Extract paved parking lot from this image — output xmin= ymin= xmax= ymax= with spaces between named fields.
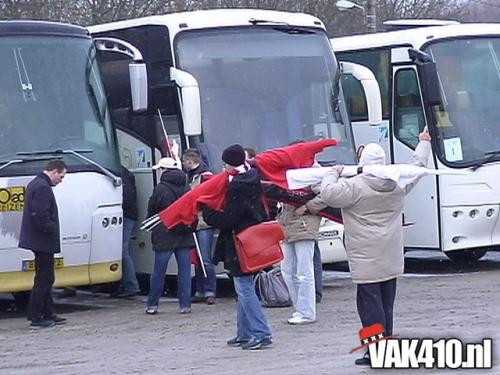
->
xmin=1 ymin=251 xmax=499 ymax=374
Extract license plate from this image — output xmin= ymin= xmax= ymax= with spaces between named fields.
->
xmin=22 ymin=257 xmax=64 ymax=271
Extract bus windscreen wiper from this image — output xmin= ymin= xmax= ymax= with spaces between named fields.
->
xmin=471 ymin=149 xmax=500 ymax=171
xmin=0 ymin=156 xmax=57 ymax=172
xmin=16 ymin=149 xmax=121 ymax=187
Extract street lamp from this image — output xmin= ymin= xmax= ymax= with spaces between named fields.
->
xmin=336 ymin=0 xmax=365 ymax=13
xmin=335 ymin=0 xmax=377 ymax=33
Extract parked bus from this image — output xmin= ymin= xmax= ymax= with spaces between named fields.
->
xmin=331 ymin=23 xmax=500 ymax=262
xmin=89 ymin=9 xmax=382 ymax=280
xmin=0 ymin=20 xmax=147 ymax=298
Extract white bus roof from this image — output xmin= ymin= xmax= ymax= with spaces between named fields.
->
xmin=331 ymin=23 xmax=500 ymax=51
xmin=89 ymin=9 xmax=326 ymax=37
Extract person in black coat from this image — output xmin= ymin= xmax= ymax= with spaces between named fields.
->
xmin=111 ymin=166 xmax=141 ymax=297
xmin=202 ymin=144 xmax=273 ymax=350
xmin=18 ymin=160 xmax=67 ymax=329
xmin=145 ymin=157 xmax=195 ymax=315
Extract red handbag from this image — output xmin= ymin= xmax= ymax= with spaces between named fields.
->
xmin=234 ymin=220 xmax=285 ymax=273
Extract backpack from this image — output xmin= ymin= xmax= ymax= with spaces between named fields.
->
xmin=255 ymin=267 xmax=292 ymax=308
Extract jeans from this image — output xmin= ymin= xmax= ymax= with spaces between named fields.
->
xmin=233 ymin=275 xmax=272 ymax=341
xmin=121 ymin=217 xmax=140 ymax=293
xmin=147 ymin=248 xmax=192 ymax=309
xmin=28 ymin=252 xmax=55 ymax=321
xmin=281 ymin=240 xmax=316 ymax=320
xmin=356 ymin=278 xmax=397 ymax=335
xmin=194 ymin=228 xmax=216 ymax=297
xmin=313 ymin=241 xmax=323 ymax=302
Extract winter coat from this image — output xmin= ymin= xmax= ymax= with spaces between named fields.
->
xmin=18 ymin=172 xmax=60 ymax=253
xmin=320 ymin=140 xmax=431 ymax=284
xmin=187 ymin=163 xmax=213 ymax=230
xmin=202 ymin=168 xmax=267 ymax=277
xmin=147 ymin=169 xmax=195 ymax=251
xmin=277 ymin=186 xmax=326 ymax=243
xmin=121 ymin=167 xmax=138 ymax=221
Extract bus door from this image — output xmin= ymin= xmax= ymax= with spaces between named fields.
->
xmin=391 ymin=63 xmax=440 ymax=250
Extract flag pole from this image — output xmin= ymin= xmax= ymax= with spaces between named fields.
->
xmin=192 ymin=233 xmax=207 ymax=278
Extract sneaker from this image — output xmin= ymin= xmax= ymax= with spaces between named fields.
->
xmin=30 ymin=319 xmax=55 ymax=330
xmin=191 ymin=295 xmax=206 ymax=303
xmin=145 ymin=307 xmax=157 ymax=315
xmin=47 ymin=316 xmax=67 ymax=325
xmin=227 ymin=337 xmax=250 ymax=347
xmin=206 ymin=296 xmax=216 ymax=305
xmin=179 ymin=308 xmax=191 ymax=314
xmin=241 ymin=337 xmax=273 ymax=350
xmin=355 ymin=352 xmax=371 ymax=366
xmin=287 ymin=316 xmax=316 ymax=325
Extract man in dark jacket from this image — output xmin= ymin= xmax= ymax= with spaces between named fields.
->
xmin=19 ymin=160 xmax=67 ymax=329
xmin=111 ymin=166 xmax=141 ymax=298
xmin=145 ymin=157 xmax=195 ymax=315
xmin=202 ymin=144 xmax=272 ymax=350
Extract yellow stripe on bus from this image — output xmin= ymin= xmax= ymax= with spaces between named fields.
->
xmin=0 ymin=261 xmax=122 ymax=293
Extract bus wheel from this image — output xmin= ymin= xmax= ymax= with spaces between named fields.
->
xmin=12 ymin=292 xmax=30 ymax=310
xmin=445 ymin=249 xmax=487 ymax=263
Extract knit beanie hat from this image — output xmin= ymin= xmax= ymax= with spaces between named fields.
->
xmin=222 ymin=144 xmax=246 ymax=167
xmin=359 ymin=143 xmax=386 ymax=166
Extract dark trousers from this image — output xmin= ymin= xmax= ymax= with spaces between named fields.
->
xmin=28 ymin=252 xmax=55 ymax=321
xmin=313 ymin=242 xmax=322 ymax=302
xmin=356 ymin=278 xmax=397 ymax=335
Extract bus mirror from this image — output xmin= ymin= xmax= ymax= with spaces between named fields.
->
xmin=170 ymin=67 xmax=202 ymax=136
xmin=340 ymin=62 xmax=382 ymax=126
xmin=418 ymin=61 xmax=442 ymax=107
xmin=408 ymin=49 xmax=442 ymax=107
xmin=129 ymin=62 xmax=148 ymax=112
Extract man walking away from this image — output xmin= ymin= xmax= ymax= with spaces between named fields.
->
xmin=19 ymin=160 xmax=67 ymax=329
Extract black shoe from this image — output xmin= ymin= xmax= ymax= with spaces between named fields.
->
xmin=111 ymin=290 xmax=138 ymax=299
xmin=355 ymin=352 xmax=371 ymax=366
xmin=30 ymin=319 xmax=55 ymax=330
xmin=226 ymin=337 xmax=249 ymax=347
xmin=206 ymin=296 xmax=216 ymax=305
xmin=241 ymin=337 xmax=273 ymax=350
xmin=191 ymin=295 xmax=206 ymax=303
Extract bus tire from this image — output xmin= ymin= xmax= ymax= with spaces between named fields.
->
xmin=12 ymin=292 xmax=30 ymax=310
xmin=445 ymin=249 xmax=487 ymax=263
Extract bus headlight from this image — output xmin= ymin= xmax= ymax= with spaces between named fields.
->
xmin=486 ymin=209 xmax=494 ymax=217
xmin=102 ymin=217 xmax=110 ymax=228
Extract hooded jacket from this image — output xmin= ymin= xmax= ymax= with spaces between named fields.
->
xmin=320 ymin=140 xmax=431 ymax=283
xmin=202 ymin=168 xmax=267 ymax=276
xmin=187 ymin=162 xmax=213 ymax=230
xmin=147 ymin=169 xmax=195 ymax=251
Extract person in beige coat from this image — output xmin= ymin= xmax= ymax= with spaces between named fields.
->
xmin=321 ymin=129 xmax=431 ymax=365
xmin=278 ymin=185 xmax=326 ymax=325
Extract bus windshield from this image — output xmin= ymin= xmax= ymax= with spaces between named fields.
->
xmin=175 ymin=27 xmax=355 ymax=170
xmin=0 ymin=35 xmax=119 ymax=176
xmin=426 ymin=37 xmax=500 ymax=166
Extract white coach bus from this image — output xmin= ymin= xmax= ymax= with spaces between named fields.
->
xmin=332 ymin=23 xmax=500 ymax=262
xmin=0 ymin=20 xmax=147 ymax=298
xmin=89 ymin=9 xmax=382 ymax=279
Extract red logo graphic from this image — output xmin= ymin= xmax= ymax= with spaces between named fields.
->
xmin=350 ymin=323 xmax=397 ymax=353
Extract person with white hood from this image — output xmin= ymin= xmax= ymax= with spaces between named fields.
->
xmin=320 ymin=128 xmax=432 ymax=366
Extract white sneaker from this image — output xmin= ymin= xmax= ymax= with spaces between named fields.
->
xmin=287 ymin=315 xmax=316 ymax=325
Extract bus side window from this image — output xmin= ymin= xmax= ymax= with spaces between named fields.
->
xmin=393 ymin=68 xmax=425 ymax=149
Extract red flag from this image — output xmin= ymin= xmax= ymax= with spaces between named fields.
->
xmin=255 ymin=139 xmax=337 ymax=189
xmin=157 ymin=139 xmax=338 ymax=229
xmin=159 ymin=172 xmax=230 ymax=229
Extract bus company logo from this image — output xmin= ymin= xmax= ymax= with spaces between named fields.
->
xmin=0 ymin=186 xmax=25 ymax=212
xmin=352 ymin=324 xmax=493 ymax=369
